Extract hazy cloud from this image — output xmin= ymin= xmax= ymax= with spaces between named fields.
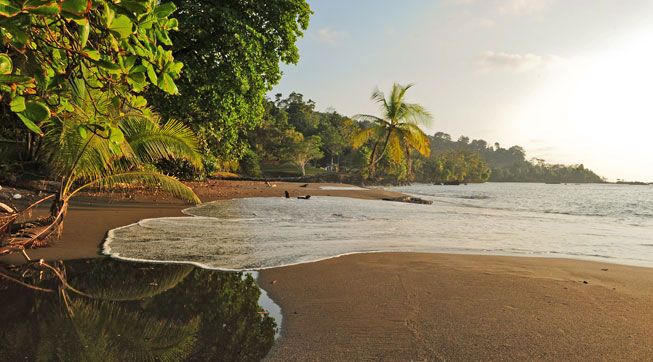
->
xmin=478 ymin=51 xmax=566 ymax=72
xmin=498 ymin=0 xmax=554 ymax=15
xmin=448 ymin=0 xmax=554 ymax=16
xmin=314 ymin=27 xmax=348 ymax=45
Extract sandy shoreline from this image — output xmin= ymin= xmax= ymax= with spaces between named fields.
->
xmin=0 ymin=180 xmax=404 ymax=264
xmin=2 ymin=180 xmax=653 ymax=360
xmin=260 ymin=252 xmax=653 ymax=360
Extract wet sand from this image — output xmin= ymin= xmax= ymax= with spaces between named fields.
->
xmin=0 ymin=180 xmax=404 ymax=264
xmin=259 ymin=252 xmax=653 ymax=361
xmin=2 ymin=180 xmax=653 ymax=360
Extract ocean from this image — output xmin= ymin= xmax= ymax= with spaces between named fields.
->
xmin=104 ymin=183 xmax=653 ymax=270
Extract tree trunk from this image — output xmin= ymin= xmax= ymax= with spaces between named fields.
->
xmin=370 ymin=129 xmax=394 ymax=178
xmin=300 ymin=163 xmax=306 ymax=176
xmin=406 ymin=145 xmax=413 ymax=181
xmin=368 ymin=140 xmax=380 ymax=178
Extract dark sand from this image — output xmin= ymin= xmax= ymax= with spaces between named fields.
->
xmin=259 ymin=253 xmax=653 ymax=361
xmin=3 ymin=180 xmax=653 ymax=360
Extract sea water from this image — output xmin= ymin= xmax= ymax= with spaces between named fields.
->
xmin=104 ymin=183 xmax=653 ymax=270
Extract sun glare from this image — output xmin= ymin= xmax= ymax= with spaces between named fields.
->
xmin=512 ymin=30 xmax=653 ymax=180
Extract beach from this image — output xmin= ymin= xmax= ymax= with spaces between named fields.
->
xmin=260 ymin=252 xmax=653 ymax=361
xmin=2 ymin=181 xmax=653 ymax=360
xmin=0 ymin=180 xmax=404 ymax=264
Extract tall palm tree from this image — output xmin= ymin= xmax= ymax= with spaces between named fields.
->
xmin=18 ymin=82 xmax=202 ymax=248
xmin=352 ymin=83 xmax=432 ymax=179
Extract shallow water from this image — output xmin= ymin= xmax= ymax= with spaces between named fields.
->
xmin=105 ymin=183 xmax=653 ymax=269
xmin=0 ymin=258 xmax=277 ymax=361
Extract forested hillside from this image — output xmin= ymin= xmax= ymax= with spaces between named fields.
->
xmin=247 ymin=93 xmax=605 ymax=184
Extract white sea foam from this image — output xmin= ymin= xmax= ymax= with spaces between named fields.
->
xmin=104 ymin=183 xmax=653 ymax=270
xmin=318 ymin=185 xmax=369 ymax=191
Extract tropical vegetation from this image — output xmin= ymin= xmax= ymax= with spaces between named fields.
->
xmin=351 ymin=83 xmax=432 ymax=180
xmin=148 ymin=0 xmax=312 ymax=172
xmin=245 ymin=90 xmax=603 ymax=184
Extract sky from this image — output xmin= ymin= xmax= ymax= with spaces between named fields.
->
xmin=272 ymin=0 xmax=653 ymax=181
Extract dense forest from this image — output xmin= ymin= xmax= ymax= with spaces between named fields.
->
xmin=246 ymin=92 xmax=604 ymax=184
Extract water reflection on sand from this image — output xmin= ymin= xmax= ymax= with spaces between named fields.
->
xmin=0 ymin=258 xmax=276 ymax=361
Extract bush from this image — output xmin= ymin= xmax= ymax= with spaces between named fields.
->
xmin=239 ymin=149 xmax=262 ymax=177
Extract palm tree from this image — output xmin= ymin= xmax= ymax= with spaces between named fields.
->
xmin=352 ymin=83 xmax=432 ymax=179
xmin=17 ymin=83 xmax=202 ymax=248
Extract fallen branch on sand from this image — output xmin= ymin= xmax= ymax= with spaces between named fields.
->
xmin=0 ymin=194 xmax=57 ymax=256
xmin=381 ymin=196 xmax=433 ymax=205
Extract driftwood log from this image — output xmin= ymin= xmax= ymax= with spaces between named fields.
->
xmin=382 ymin=196 xmax=433 ymax=205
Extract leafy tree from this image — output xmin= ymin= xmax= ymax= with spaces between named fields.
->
xmin=415 ymin=131 xmax=604 ymax=183
xmin=248 ymin=96 xmax=293 ymax=162
xmin=281 ymin=92 xmax=319 ymax=135
xmin=420 ymin=150 xmax=491 ymax=183
xmin=148 ymin=0 xmax=312 ymax=172
xmin=248 ymin=93 xmax=360 ymax=176
xmin=316 ymin=111 xmax=358 ymax=171
xmin=283 ymin=133 xmax=323 ymax=176
xmin=0 ymin=0 xmax=183 ymax=147
xmin=352 ymin=83 xmax=432 ymax=179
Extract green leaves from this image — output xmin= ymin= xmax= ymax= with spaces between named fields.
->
xmin=154 ymin=2 xmax=176 ymax=19
xmin=17 ymin=113 xmax=43 ymax=135
xmin=109 ymin=126 xmax=125 ymax=144
xmin=83 ymin=49 xmax=101 ymax=61
xmin=108 ymin=14 xmax=133 ymax=38
xmin=0 ymin=0 xmax=21 ymax=17
xmin=79 ymin=22 xmax=90 ymax=47
xmin=1 ymin=0 xmax=183 ymax=137
xmin=61 ymin=0 xmax=89 ymax=16
xmin=9 ymin=95 xmax=24 ymax=112
xmin=23 ymin=100 xmax=51 ymax=122
xmin=0 ymin=74 xmax=32 ymax=83
xmin=157 ymin=73 xmax=177 ymax=94
xmin=13 ymin=100 xmax=50 ymax=135
xmin=119 ymin=0 xmax=150 ymax=14
xmin=0 ymin=54 xmax=12 ymax=74
xmin=23 ymin=0 xmax=60 ymax=15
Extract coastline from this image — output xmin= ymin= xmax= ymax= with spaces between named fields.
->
xmin=2 ymin=180 xmax=653 ymax=359
xmin=0 ymin=180 xmax=405 ymax=264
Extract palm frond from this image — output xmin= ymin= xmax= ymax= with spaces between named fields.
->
xmin=371 ymin=87 xmax=389 ymax=114
xmin=71 ymin=171 xmax=200 ymax=204
xmin=351 ymin=114 xmax=386 ymax=125
xmin=386 ymin=133 xmax=405 ymax=164
xmin=397 ymin=103 xmax=433 ymax=127
xmin=398 ymin=123 xmax=431 ymax=157
xmin=392 ymin=83 xmax=414 ymax=105
xmin=121 ymin=117 xmax=203 ymax=170
xmin=351 ymin=128 xmax=376 ymax=149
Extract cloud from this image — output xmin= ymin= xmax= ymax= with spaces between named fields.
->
xmin=448 ymin=0 xmax=554 ymax=16
xmin=477 ymin=51 xmax=566 ymax=72
xmin=498 ymin=0 xmax=554 ymax=15
xmin=314 ymin=27 xmax=348 ymax=45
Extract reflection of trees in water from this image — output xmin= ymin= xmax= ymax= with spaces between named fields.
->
xmin=0 ymin=258 xmax=276 ymax=361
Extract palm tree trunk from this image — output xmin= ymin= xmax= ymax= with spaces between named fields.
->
xmin=406 ymin=145 xmax=413 ymax=180
xmin=368 ymin=140 xmax=380 ymax=178
xmin=371 ymin=128 xmax=394 ymax=173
